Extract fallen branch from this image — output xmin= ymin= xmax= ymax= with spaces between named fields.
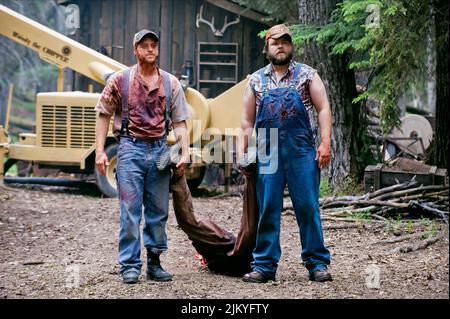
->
xmin=211 ymin=190 xmax=243 ymax=199
xmin=409 ymin=201 xmax=449 ymax=223
xmin=22 ymin=261 xmax=45 ymax=266
xmin=388 ymin=231 xmax=445 ymax=254
xmin=424 ymin=190 xmax=449 ymax=197
xmin=390 ymin=193 xmax=428 ymax=203
xmin=367 ymin=231 xmax=429 ymax=246
xmin=371 ymin=214 xmax=388 ymax=221
xmin=367 ymin=180 xmax=418 ymax=199
xmin=371 ymin=185 xmax=448 ymax=201
xmin=323 ymin=206 xmax=381 ymax=218
xmin=321 ymin=206 xmax=356 ymax=214
xmin=320 ymin=194 xmax=367 ymax=206
xmin=321 ymin=216 xmax=385 ymax=223
xmin=323 ymin=199 xmax=408 ymax=209
xmin=323 ymin=224 xmax=361 ymax=230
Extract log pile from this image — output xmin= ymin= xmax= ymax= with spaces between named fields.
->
xmin=284 ymin=180 xmax=449 ymax=223
xmin=282 ymin=178 xmax=448 ymax=254
xmin=319 ymin=180 xmax=448 ymax=223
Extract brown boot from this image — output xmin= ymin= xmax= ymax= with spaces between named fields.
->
xmin=309 ymin=269 xmax=332 ymax=282
xmin=242 ymin=271 xmax=275 ymax=283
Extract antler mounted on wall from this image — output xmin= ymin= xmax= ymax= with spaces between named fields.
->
xmin=196 ymin=5 xmax=240 ymax=37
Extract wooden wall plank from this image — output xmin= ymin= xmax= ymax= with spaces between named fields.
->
xmin=72 ymin=0 xmax=268 ymax=95
xmin=159 ymin=0 xmax=173 ymax=71
xmin=89 ymin=0 xmax=100 ymax=52
xmin=87 ymin=0 xmax=104 ymax=92
xmin=171 ymin=0 xmax=186 ymax=74
xmin=99 ymin=0 xmax=113 ymax=56
xmin=136 ymin=0 xmax=151 ymax=30
xmin=123 ymin=0 xmax=137 ymax=66
xmin=184 ymin=0 xmax=197 ymax=69
xmin=241 ymin=17 xmax=250 ymax=80
xmin=111 ymin=0 xmax=125 ymax=62
xmin=149 ymin=0 xmax=161 ymax=35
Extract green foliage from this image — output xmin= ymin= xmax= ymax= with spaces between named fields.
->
xmin=406 ymin=219 xmax=414 ymax=233
xmin=319 ymin=180 xmax=332 ymax=197
xmin=6 ymin=164 xmax=17 ymax=176
xmin=385 ymin=215 xmax=403 ymax=234
xmin=291 ymin=0 xmax=434 ymax=134
xmin=0 ymin=0 xmax=62 ymax=133
xmin=236 ymin=0 xmax=299 ymax=24
xmin=421 ymin=217 xmax=439 ymax=238
xmin=351 ymin=210 xmax=372 ymax=219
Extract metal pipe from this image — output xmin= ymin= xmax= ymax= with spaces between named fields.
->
xmin=4 ymin=176 xmax=94 ymax=188
xmin=5 ymin=83 xmax=13 ymax=132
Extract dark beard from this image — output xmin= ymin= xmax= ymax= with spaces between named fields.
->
xmin=267 ymin=50 xmax=293 ymax=65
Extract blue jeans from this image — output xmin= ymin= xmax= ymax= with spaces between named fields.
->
xmin=252 ymin=130 xmax=331 ymax=278
xmin=116 ymin=136 xmax=170 ymax=274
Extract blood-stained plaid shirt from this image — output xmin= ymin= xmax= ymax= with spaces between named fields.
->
xmin=247 ymin=60 xmax=319 ymax=143
xmin=96 ymin=65 xmax=189 ymax=139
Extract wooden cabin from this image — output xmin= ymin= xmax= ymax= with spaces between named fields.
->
xmin=58 ymin=0 xmax=272 ymax=97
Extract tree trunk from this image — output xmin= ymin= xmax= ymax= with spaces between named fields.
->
xmin=297 ymin=0 xmax=360 ymax=189
xmin=432 ymin=0 xmax=449 ymax=171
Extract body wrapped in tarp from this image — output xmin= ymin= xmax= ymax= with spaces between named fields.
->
xmin=170 ymin=172 xmax=258 ymax=276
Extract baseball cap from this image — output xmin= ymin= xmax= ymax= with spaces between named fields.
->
xmin=265 ymin=24 xmax=292 ymax=42
xmin=133 ymin=29 xmax=159 ymax=46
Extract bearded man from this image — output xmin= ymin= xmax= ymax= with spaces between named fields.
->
xmin=95 ymin=30 xmax=189 ymax=284
xmin=238 ymin=24 xmax=333 ymax=283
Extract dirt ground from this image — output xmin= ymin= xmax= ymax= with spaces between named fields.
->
xmin=0 ymin=182 xmax=448 ymax=299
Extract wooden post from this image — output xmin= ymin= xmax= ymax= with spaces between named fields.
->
xmin=374 ymin=163 xmax=383 ymax=191
xmin=429 ymin=166 xmax=437 ymax=185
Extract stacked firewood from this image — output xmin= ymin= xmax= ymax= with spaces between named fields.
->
xmin=318 ymin=180 xmax=448 ymax=223
xmin=283 ymin=179 xmax=449 ymax=223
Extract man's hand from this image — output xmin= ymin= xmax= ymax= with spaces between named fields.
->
xmin=239 ymin=165 xmax=254 ymax=177
xmin=172 ymin=121 xmax=189 ymax=177
xmin=315 ymin=140 xmax=331 ymax=169
xmin=174 ymin=153 xmax=189 ymax=177
xmin=237 ymin=153 xmax=255 ymax=177
xmin=95 ymin=151 xmax=109 ymax=175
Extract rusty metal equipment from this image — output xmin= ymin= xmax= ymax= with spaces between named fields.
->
xmin=0 ymin=4 xmax=248 ymax=196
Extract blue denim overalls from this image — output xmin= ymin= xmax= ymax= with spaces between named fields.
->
xmin=252 ymin=63 xmax=331 ymax=278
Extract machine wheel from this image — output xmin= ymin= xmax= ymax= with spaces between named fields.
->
xmin=95 ymin=143 xmax=118 ymax=198
xmin=4 ymin=158 xmax=17 ymax=174
xmin=4 ymin=159 xmax=33 ymax=176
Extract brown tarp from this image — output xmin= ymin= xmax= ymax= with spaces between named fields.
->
xmin=170 ymin=171 xmax=258 ymax=276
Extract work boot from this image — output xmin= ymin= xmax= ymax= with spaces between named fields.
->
xmin=146 ymin=251 xmax=173 ymax=282
xmin=242 ymin=271 xmax=275 ymax=283
xmin=309 ymin=269 xmax=333 ymax=282
xmin=122 ymin=269 xmax=140 ymax=284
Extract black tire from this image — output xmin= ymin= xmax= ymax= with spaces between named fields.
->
xmin=4 ymin=158 xmax=17 ymax=174
xmin=95 ymin=143 xmax=118 ymax=198
xmin=4 ymin=159 xmax=33 ymax=176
